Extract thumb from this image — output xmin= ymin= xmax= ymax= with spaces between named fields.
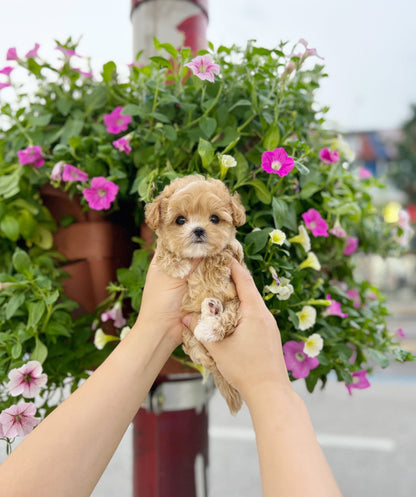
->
xmin=182 ymin=313 xmax=199 ymax=331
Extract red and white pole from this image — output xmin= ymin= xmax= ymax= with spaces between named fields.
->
xmin=130 ymin=4 xmax=211 ymax=496
xmin=131 ymin=0 xmax=208 ymax=59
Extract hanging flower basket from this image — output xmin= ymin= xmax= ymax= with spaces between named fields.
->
xmin=0 ymin=37 xmax=413 ymax=449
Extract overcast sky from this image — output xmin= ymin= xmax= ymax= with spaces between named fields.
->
xmin=0 ymin=0 xmax=415 ymax=132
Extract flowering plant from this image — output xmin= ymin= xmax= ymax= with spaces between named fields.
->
xmin=0 ymin=38 xmax=413 ymax=451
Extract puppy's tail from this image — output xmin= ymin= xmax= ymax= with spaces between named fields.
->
xmin=182 ymin=326 xmax=243 ymax=415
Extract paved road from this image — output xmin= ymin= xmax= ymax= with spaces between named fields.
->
xmin=90 ymin=311 xmax=416 ymax=497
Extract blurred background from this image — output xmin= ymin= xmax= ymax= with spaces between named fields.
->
xmin=1 ymin=1 xmax=415 ymax=495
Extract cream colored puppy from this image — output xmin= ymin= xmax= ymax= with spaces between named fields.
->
xmin=145 ymin=174 xmax=246 ymax=414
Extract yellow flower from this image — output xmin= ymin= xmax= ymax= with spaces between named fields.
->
xmin=298 ymin=251 xmax=321 ymax=271
xmin=264 ymin=277 xmax=294 ymax=301
xmin=269 ymin=229 xmax=286 ymax=245
xmin=296 ymin=306 xmax=317 ymax=331
xmin=289 ymin=225 xmax=311 ymax=252
xmin=303 ymin=333 xmax=324 ymax=357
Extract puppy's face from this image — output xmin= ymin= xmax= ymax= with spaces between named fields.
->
xmin=146 ymin=176 xmax=245 ymax=259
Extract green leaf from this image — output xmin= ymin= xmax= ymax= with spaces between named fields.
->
xmin=247 ymin=180 xmax=272 ymax=204
xmin=56 ymin=96 xmax=73 ymax=116
xmin=102 ymin=61 xmax=117 ymax=84
xmin=12 ymin=250 xmax=31 ymax=273
xmin=11 ymin=343 xmax=22 ymax=360
xmin=197 ymin=138 xmax=215 ymax=169
xmin=199 ymin=116 xmax=217 ymax=139
xmin=263 ymin=123 xmax=280 ymax=150
xmin=5 ymin=292 xmax=26 ymax=320
xmin=122 ymin=104 xmax=143 ymax=116
xmin=228 ymin=99 xmax=252 ymax=112
xmin=84 ymin=86 xmax=108 ymax=112
xmin=163 ymin=125 xmax=177 ymax=142
xmin=294 ymin=161 xmax=310 ymax=175
xmin=300 ymin=182 xmax=321 ymax=199
xmin=272 ymin=198 xmax=288 ymax=228
xmin=149 ymin=56 xmax=172 ymax=69
xmin=0 ymin=166 xmax=22 ymax=198
xmin=18 ymin=210 xmax=37 ymax=239
xmin=33 ymin=226 xmax=53 ymax=249
xmin=244 ymin=229 xmax=270 ymax=254
xmin=368 ymin=348 xmax=390 ymax=368
xmin=31 ymin=337 xmax=48 ymax=364
xmin=60 ymin=118 xmax=84 ymax=145
xmin=1 ymin=215 xmax=20 ymax=241
xmin=27 ymin=301 xmax=45 ymax=329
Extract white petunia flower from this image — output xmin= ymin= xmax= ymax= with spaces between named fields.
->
xmin=296 ymin=306 xmax=317 ymax=331
xmin=269 ymin=229 xmax=286 ymax=246
xmin=298 ymin=251 xmax=321 ymax=271
xmin=94 ymin=328 xmax=109 ymax=350
xmin=303 ymin=333 xmax=324 ymax=357
xmin=289 ymin=225 xmax=311 ymax=252
xmin=219 ymin=154 xmax=237 ymax=168
xmin=120 ymin=326 xmax=131 ymax=340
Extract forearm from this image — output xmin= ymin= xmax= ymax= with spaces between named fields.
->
xmin=0 ymin=321 xmax=176 ymax=497
xmin=245 ymin=385 xmax=343 ymax=497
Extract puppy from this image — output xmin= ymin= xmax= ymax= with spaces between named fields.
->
xmin=145 ymin=174 xmax=246 ymax=414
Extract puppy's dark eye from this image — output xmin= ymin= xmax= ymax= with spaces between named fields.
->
xmin=175 ymin=216 xmax=187 ymax=225
xmin=210 ymin=215 xmax=220 ymax=224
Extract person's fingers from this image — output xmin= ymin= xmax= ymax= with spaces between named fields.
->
xmin=230 ymin=259 xmax=264 ymax=306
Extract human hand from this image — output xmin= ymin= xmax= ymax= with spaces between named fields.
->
xmin=183 ymin=259 xmax=292 ymax=403
xmin=135 ymin=258 xmax=197 ymax=347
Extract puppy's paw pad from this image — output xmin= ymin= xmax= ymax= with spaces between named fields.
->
xmin=202 ymin=297 xmax=223 ymax=316
xmin=194 ymin=320 xmax=221 ymax=342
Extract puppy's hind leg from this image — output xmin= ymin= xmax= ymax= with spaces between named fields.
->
xmin=194 ymin=298 xmax=224 ymax=342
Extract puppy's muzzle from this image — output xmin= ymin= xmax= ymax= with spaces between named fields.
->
xmin=192 ymin=227 xmax=207 ymax=243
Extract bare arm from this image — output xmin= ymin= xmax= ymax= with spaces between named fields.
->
xmin=0 ymin=260 xmax=187 ymax=497
xmin=184 ymin=260 xmax=343 ymax=497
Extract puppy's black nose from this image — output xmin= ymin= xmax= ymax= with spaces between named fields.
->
xmin=193 ymin=227 xmax=206 ymax=238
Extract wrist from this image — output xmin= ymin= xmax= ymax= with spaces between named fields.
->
xmin=243 ymin=380 xmax=300 ymax=415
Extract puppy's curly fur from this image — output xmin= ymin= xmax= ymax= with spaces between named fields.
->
xmin=145 ymin=175 xmax=246 ymax=414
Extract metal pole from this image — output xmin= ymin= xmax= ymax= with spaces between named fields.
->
xmin=131 ymin=0 xmax=208 ymax=60
xmin=130 ymin=2 xmax=210 ymax=484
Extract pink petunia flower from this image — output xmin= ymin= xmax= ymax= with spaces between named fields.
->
xmin=325 ymin=294 xmax=348 ymax=318
xmin=17 ymin=145 xmax=45 ymax=168
xmin=346 ymin=288 xmax=361 ymax=309
xmin=283 ymin=340 xmax=319 ymax=379
xmin=358 ymin=167 xmax=372 ymax=179
xmin=0 ymin=66 xmax=13 ymax=76
xmin=329 ymin=221 xmax=347 ymax=238
xmin=113 ymin=136 xmax=132 ymax=155
xmin=302 ymin=208 xmax=329 ymax=237
xmin=185 ymin=54 xmax=220 ymax=83
xmin=0 ymin=82 xmax=11 ymax=91
xmin=345 ymin=370 xmax=370 ymax=395
xmin=298 ymin=39 xmax=325 ymax=60
xmin=7 ymin=360 xmax=48 ymax=398
xmin=62 ymin=164 xmax=89 ymax=182
xmin=319 ymin=147 xmax=339 ymax=164
xmin=101 ymin=301 xmax=126 ymax=328
xmin=344 ymin=236 xmax=358 ymax=256
xmin=82 ymin=177 xmax=119 ymax=211
xmin=0 ymin=402 xmax=41 ymax=438
xmin=103 ymin=106 xmax=132 ymax=134
xmin=395 ymin=328 xmax=406 ymax=338
xmin=261 ymin=147 xmax=295 ymax=177
xmin=6 ymin=47 xmax=19 ymax=61
xmin=25 ymin=43 xmax=40 ymax=59
xmin=55 ymin=45 xmax=80 ymax=58
xmin=50 ymin=161 xmax=65 ymax=181
xmin=73 ymin=68 xmax=94 ymax=78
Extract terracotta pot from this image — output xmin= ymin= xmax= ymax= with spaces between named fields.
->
xmin=40 ymin=185 xmax=133 ymax=314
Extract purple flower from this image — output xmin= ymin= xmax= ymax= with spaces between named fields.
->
xmin=113 ymin=136 xmax=132 ymax=155
xmin=319 ymin=147 xmax=339 ymax=164
xmin=55 ymin=45 xmax=80 ymax=58
xmin=17 ymin=145 xmax=45 ymax=168
xmin=82 ymin=177 xmax=119 ymax=211
xmin=6 ymin=47 xmax=19 ymax=61
xmin=282 ymin=340 xmax=319 ymax=379
xmin=358 ymin=167 xmax=372 ymax=179
xmin=344 ymin=236 xmax=358 ymax=256
xmin=0 ymin=402 xmax=41 ymax=438
xmin=103 ymin=107 xmax=132 ymax=134
xmin=25 ymin=43 xmax=40 ymax=59
xmin=101 ymin=302 xmax=126 ymax=328
xmin=302 ymin=208 xmax=329 ymax=237
xmin=395 ymin=328 xmax=406 ymax=338
xmin=50 ymin=161 xmax=65 ymax=181
xmin=346 ymin=370 xmax=370 ymax=395
xmin=0 ymin=82 xmax=11 ymax=91
xmin=261 ymin=147 xmax=295 ymax=177
xmin=185 ymin=55 xmax=220 ymax=83
xmin=0 ymin=66 xmax=13 ymax=76
xmin=62 ymin=164 xmax=89 ymax=182
xmin=329 ymin=221 xmax=347 ymax=238
xmin=7 ymin=361 xmax=47 ymax=398
xmin=73 ymin=68 xmax=94 ymax=78
xmin=325 ymin=294 xmax=348 ymax=318
xmin=298 ymin=39 xmax=325 ymax=60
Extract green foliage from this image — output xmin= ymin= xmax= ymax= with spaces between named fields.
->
xmin=0 ymin=38 xmax=412 ymax=437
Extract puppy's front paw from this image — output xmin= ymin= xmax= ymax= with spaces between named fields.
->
xmin=194 ymin=318 xmax=221 ymax=343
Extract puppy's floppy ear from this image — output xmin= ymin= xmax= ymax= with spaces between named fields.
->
xmin=145 ymin=195 xmax=163 ymax=231
xmin=230 ymin=192 xmax=246 ymax=227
